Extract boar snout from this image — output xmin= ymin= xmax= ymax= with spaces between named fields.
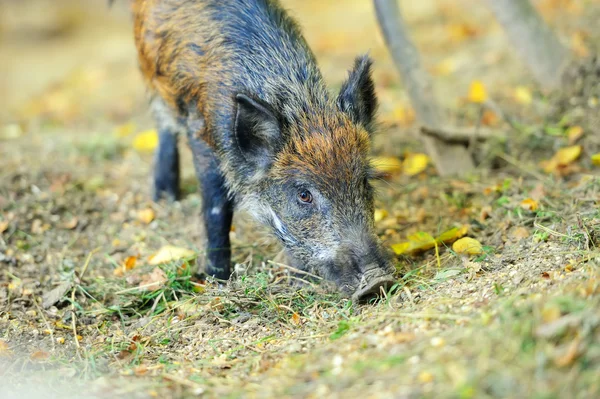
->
xmin=351 ymin=263 xmax=397 ymax=302
xmin=332 ymin=237 xmax=396 ymax=302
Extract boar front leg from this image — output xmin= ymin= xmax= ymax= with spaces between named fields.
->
xmin=187 ymin=129 xmax=234 ymax=281
xmin=151 ymin=99 xmax=181 ymax=201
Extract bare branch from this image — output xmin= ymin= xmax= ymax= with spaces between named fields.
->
xmin=373 ymin=0 xmax=474 ymax=175
xmin=420 ymin=126 xmax=507 ymax=144
xmin=484 ymin=0 xmax=571 ymax=90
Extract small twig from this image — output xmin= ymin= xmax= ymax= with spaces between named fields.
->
xmin=70 ymin=288 xmax=80 ymax=349
xmin=272 ymin=274 xmax=320 ymax=290
xmin=267 ymin=261 xmax=323 ymax=280
xmin=32 ymin=299 xmax=56 ymax=352
xmin=403 ymin=286 xmax=415 ymax=307
xmin=79 ymin=247 xmax=100 ymax=280
xmin=387 ymin=312 xmax=468 ymax=320
xmin=576 ymin=213 xmax=593 ymax=250
xmin=421 ymin=125 xmax=506 ymax=144
xmin=162 ymin=374 xmax=205 ymax=392
xmin=115 ymin=282 xmax=164 ymax=294
xmin=497 ymin=152 xmax=553 ymax=184
xmin=533 ymin=222 xmax=571 ymax=238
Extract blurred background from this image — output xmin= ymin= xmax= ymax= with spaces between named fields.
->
xmin=2 ymin=0 xmax=597 ymax=131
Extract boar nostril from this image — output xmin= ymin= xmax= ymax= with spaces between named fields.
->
xmin=351 ymin=267 xmax=396 ymax=303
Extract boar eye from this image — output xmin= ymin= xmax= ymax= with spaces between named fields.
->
xmin=297 ymin=189 xmax=313 ymax=204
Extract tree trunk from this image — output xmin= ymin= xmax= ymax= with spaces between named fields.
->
xmin=373 ymin=0 xmax=474 ymax=176
xmin=484 ymin=0 xmax=571 ymax=90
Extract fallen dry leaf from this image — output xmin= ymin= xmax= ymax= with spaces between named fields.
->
xmin=452 ymin=237 xmax=484 ymax=255
xmin=554 ymin=338 xmax=581 ymax=367
xmin=114 ymin=256 xmax=139 ymax=277
xmin=391 ymin=242 xmax=411 ymax=255
xmin=62 ymin=217 xmax=78 ymax=230
xmin=447 ymin=23 xmax=478 ymax=42
xmin=290 ymin=312 xmax=301 ymax=326
xmin=480 ymin=206 xmax=492 ymax=221
xmin=434 ymin=57 xmax=458 ymax=76
xmin=468 ymin=80 xmax=487 ymax=103
xmin=418 ymin=371 xmax=434 ymax=383
xmin=374 ymin=209 xmax=388 ymax=223
xmin=0 ymin=340 xmax=10 ymax=356
xmin=148 ymin=245 xmax=196 ymax=265
xmin=139 ymin=267 xmax=168 ymax=291
xmin=571 ymin=31 xmax=589 ymax=57
xmin=42 ymin=281 xmax=73 ymax=309
xmin=0 ymin=221 xmax=8 ymax=234
xmin=529 ymin=183 xmax=546 ymax=201
xmin=115 ymin=122 xmax=136 ymax=137
xmin=514 ymin=86 xmax=532 ymax=105
xmin=390 ymin=106 xmax=415 ymax=126
xmin=481 ymin=110 xmax=499 ymax=126
xmin=30 ymin=350 xmax=50 ymax=361
xmin=402 ymin=153 xmax=429 ymax=176
xmin=520 ymin=198 xmax=539 ymax=212
xmin=391 ymin=226 xmax=468 ymax=256
xmin=137 ymin=208 xmax=155 ymax=224
xmin=511 ymin=227 xmax=530 ymax=240
xmin=541 ymin=304 xmax=562 ymax=323
xmin=542 ymin=145 xmax=582 ymax=174
xmin=436 ymin=226 xmax=468 ymax=245
xmin=371 ymin=156 xmax=402 ymax=176
xmin=556 ymin=145 xmax=582 ymax=165
xmin=567 ymin=126 xmax=584 ymax=144
xmin=133 ymin=129 xmax=158 ymax=152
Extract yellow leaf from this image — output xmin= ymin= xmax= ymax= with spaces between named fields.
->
xmin=567 ymin=126 xmax=583 ymax=144
xmin=115 ymin=122 xmax=136 ymax=138
xmin=392 ymin=106 xmax=415 ymax=126
xmin=133 ymin=130 xmax=158 ymax=152
xmin=290 ymin=312 xmax=301 ymax=326
xmin=452 ymin=237 xmax=484 ymax=255
xmin=555 ymin=145 xmax=582 ymax=166
xmin=514 ymin=86 xmax=532 ymax=105
xmin=0 ymin=340 xmax=10 ymax=356
xmin=436 ymin=226 xmax=468 ymax=244
xmin=571 ymin=31 xmax=589 ymax=58
xmin=520 ymin=198 xmax=539 ymax=212
xmin=418 ymin=371 xmax=434 ymax=383
xmin=402 ymin=153 xmax=429 ymax=176
xmin=434 ymin=58 xmax=457 ymax=76
xmin=137 ymin=208 xmax=155 ymax=224
xmin=391 ymin=242 xmax=411 ymax=255
xmin=543 ymin=145 xmax=582 ymax=173
xmin=30 ymin=351 xmax=50 ymax=361
xmin=407 ymin=231 xmax=437 ymax=251
xmin=374 ymin=209 xmax=388 ymax=223
xmin=541 ymin=304 xmax=561 ymax=323
xmin=592 ymin=153 xmax=600 ymax=166
xmin=148 ymin=245 xmax=196 ymax=265
xmin=371 ymin=156 xmax=402 ymax=175
xmin=0 ymin=221 xmax=8 ymax=234
xmin=468 ymin=80 xmax=487 ymax=103
xmin=447 ymin=23 xmax=478 ymax=42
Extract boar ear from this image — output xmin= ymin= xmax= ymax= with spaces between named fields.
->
xmin=234 ymin=93 xmax=281 ymax=175
xmin=337 ymin=55 xmax=377 ymax=132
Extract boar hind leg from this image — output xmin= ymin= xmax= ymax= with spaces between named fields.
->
xmin=151 ymin=98 xmax=181 ymax=201
xmin=187 ymin=131 xmax=233 ymax=281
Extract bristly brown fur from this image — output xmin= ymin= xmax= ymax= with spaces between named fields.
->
xmin=132 ymin=0 xmax=394 ymax=298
